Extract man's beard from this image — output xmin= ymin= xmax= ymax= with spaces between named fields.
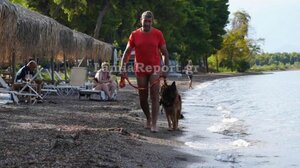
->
xmin=143 ymin=25 xmax=150 ymax=32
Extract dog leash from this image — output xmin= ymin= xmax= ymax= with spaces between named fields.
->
xmin=119 ymin=75 xmax=164 ymax=90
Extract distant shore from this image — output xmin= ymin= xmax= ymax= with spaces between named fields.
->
xmin=0 ymin=72 xmax=261 ymax=167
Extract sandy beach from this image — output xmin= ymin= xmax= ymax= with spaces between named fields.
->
xmin=0 ymin=73 xmax=254 ymax=168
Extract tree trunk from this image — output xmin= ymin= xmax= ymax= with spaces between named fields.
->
xmin=231 ymin=60 xmax=233 ymax=72
xmin=216 ymin=54 xmax=219 ymax=72
xmin=203 ymin=55 xmax=209 ymax=73
xmin=64 ymin=53 xmax=67 ymax=82
xmin=12 ymin=48 xmax=16 ymax=84
xmin=93 ymin=0 xmax=111 ymax=39
xmin=51 ymin=53 xmax=54 ymax=84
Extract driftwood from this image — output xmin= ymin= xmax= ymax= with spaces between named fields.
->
xmin=0 ymin=0 xmax=112 ymax=68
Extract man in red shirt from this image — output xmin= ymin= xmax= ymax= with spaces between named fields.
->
xmin=120 ymin=11 xmax=169 ymax=132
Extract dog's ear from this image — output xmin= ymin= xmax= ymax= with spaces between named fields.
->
xmin=171 ymin=81 xmax=177 ymax=89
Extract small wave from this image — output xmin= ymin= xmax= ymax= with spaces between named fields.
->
xmin=217 ymin=106 xmax=223 ymax=111
xmin=222 ymin=117 xmax=239 ymax=123
xmin=231 ymin=139 xmax=250 ymax=147
xmin=221 ymin=109 xmax=231 ymax=115
xmin=195 ymin=81 xmax=213 ymax=89
xmin=185 ymin=141 xmax=229 ymax=150
xmin=216 ymin=106 xmax=232 ymax=115
xmin=215 ymin=153 xmax=238 ymax=163
xmin=185 ymin=141 xmax=211 ymax=150
xmin=207 ymin=124 xmax=224 ymax=133
xmin=207 ymin=121 xmax=248 ymax=136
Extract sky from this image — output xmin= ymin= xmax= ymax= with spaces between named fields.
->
xmin=228 ymin=0 xmax=300 ymax=53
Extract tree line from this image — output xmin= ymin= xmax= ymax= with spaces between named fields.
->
xmin=10 ymin=0 xmax=229 ymax=71
xmin=210 ymin=10 xmax=300 ymax=72
xmin=12 ymin=0 xmax=298 ymax=73
xmin=251 ymin=52 xmax=300 ymax=71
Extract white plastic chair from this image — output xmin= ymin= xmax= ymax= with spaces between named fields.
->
xmin=56 ymin=67 xmax=87 ymax=96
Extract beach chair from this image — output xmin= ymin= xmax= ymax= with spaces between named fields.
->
xmin=44 ymin=69 xmax=67 ymax=84
xmin=78 ymin=88 xmax=117 ymax=101
xmin=1 ymin=80 xmax=42 ymax=105
xmin=41 ymin=84 xmax=60 ymax=98
xmin=56 ymin=67 xmax=87 ymax=96
xmin=78 ymin=76 xmax=118 ymax=101
xmin=0 ymin=75 xmax=11 ymax=89
xmin=36 ymin=69 xmax=61 ymax=98
xmin=0 ymin=76 xmax=19 ymax=104
xmin=14 ymin=68 xmax=45 ymax=104
xmin=78 ymin=89 xmax=107 ymax=100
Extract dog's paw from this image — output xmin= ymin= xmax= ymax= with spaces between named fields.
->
xmin=180 ymin=114 xmax=184 ymax=119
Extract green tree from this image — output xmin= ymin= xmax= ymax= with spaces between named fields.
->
xmin=205 ymin=0 xmax=229 ymax=72
xmin=178 ymin=0 xmax=229 ymax=72
xmin=217 ymin=10 xmax=263 ymax=72
xmin=9 ymin=0 xmax=28 ymax=7
xmin=10 ymin=0 xmax=230 ymax=69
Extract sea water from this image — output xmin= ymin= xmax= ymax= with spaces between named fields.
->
xmin=178 ymin=70 xmax=300 ymax=168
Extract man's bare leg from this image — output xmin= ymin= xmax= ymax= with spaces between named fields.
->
xmin=149 ymin=74 xmax=160 ymax=132
xmin=137 ymin=75 xmax=151 ymax=128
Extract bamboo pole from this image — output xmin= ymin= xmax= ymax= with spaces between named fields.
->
xmin=12 ymin=48 xmax=16 ymax=84
xmin=64 ymin=53 xmax=67 ymax=82
xmin=51 ymin=53 xmax=54 ymax=84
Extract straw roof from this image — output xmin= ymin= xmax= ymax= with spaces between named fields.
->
xmin=0 ymin=0 xmax=112 ymax=68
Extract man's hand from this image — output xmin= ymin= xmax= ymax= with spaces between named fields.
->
xmin=161 ymin=71 xmax=168 ymax=79
xmin=120 ymin=64 xmax=128 ymax=77
xmin=160 ymin=65 xmax=169 ymax=78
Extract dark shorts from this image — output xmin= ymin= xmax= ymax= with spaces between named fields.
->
xmin=188 ymin=74 xmax=193 ymax=80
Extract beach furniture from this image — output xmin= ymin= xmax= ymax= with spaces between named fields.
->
xmin=0 ymin=76 xmax=19 ymax=104
xmin=14 ymin=68 xmax=44 ymax=104
xmin=78 ymin=89 xmax=117 ymax=101
xmin=56 ymin=67 xmax=87 ymax=96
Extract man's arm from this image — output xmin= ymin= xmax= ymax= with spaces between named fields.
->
xmin=16 ymin=67 xmax=26 ymax=81
xmin=120 ymin=43 xmax=132 ymax=74
xmin=160 ymin=44 xmax=169 ymax=77
xmin=160 ymin=44 xmax=169 ymax=66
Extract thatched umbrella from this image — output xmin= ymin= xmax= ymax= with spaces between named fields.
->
xmin=0 ymin=0 xmax=17 ymax=68
xmin=0 ymin=0 xmax=113 ymax=70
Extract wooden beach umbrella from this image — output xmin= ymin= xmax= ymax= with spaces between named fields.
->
xmin=0 ymin=0 xmax=113 ymax=70
xmin=0 ymin=0 xmax=17 ymax=68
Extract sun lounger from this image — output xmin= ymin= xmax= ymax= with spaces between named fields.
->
xmin=78 ymin=89 xmax=117 ymax=101
xmin=41 ymin=88 xmax=60 ymax=98
xmin=0 ymin=76 xmax=20 ymax=104
xmin=56 ymin=67 xmax=87 ymax=96
xmin=78 ymin=89 xmax=107 ymax=100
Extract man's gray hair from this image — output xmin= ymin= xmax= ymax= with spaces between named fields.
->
xmin=141 ymin=11 xmax=154 ymax=20
xmin=27 ymin=60 xmax=37 ymax=67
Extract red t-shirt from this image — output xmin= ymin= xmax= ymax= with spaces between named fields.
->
xmin=128 ymin=28 xmax=166 ymax=76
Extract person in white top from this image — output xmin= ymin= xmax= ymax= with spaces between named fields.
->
xmin=93 ymin=62 xmax=117 ymax=100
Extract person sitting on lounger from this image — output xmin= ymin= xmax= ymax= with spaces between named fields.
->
xmin=14 ymin=60 xmax=43 ymax=94
xmin=93 ymin=62 xmax=117 ymax=100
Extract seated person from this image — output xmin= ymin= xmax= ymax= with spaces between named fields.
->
xmin=93 ymin=62 xmax=117 ymax=100
xmin=14 ymin=60 xmax=43 ymax=94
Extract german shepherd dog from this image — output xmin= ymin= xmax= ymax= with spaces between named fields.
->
xmin=160 ymin=81 xmax=182 ymax=130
